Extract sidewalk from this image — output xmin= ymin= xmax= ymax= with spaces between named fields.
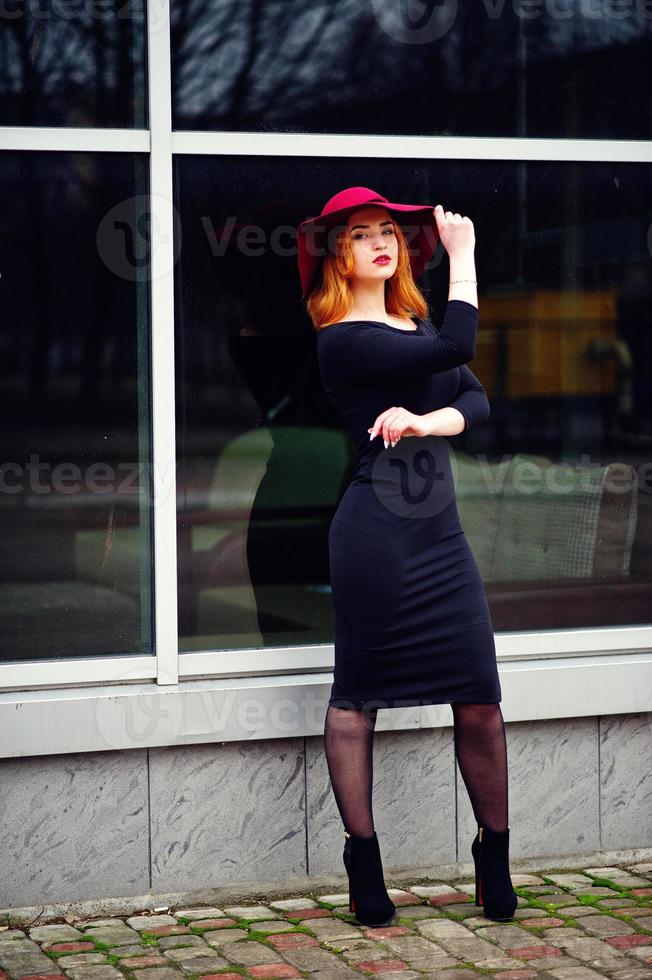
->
xmin=1 ymin=860 xmax=651 ymax=980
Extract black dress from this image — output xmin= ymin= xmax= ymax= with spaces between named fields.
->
xmin=316 ymin=299 xmax=502 ymax=710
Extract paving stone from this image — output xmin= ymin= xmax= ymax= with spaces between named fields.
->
xmin=60 ymin=969 xmax=124 ymax=980
xmin=48 ymin=954 xmax=109 ymax=967
xmin=283 ymin=908 xmax=332 ymax=921
xmin=71 ymin=929 xmax=139 ymax=947
xmin=625 ymin=945 xmax=652 ymax=963
xmin=513 ymin=907 xmax=550 ymax=919
xmin=557 ymin=906 xmax=607 ymax=918
xmin=606 ymin=935 xmax=652 ymax=949
xmin=268 ymin=898 xmax=318 ymax=911
xmin=407 ymin=885 xmax=460 ymax=899
xmin=171 ymin=908 xmax=226 ymax=920
xmin=124 ymin=917 xmax=177 ymax=931
xmin=116 ymin=954 xmax=169 ymax=969
xmin=630 ymin=888 xmax=652 ymax=897
xmin=112 ymin=946 xmax=153 ymax=958
xmin=610 ymin=968 xmax=652 ymax=979
xmin=392 ymin=906 xmax=444 ymax=921
xmin=375 ymin=934 xmax=461 ymax=968
xmin=202 ymin=928 xmax=249 ymax=946
xmin=535 ymin=927 xmax=588 ymax=944
xmin=577 ymin=915 xmax=635 ymax=938
xmin=296 ymin=917 xmax=361 ymax=942
xmin=416 ymin=919 xmax=473 ymax=939
xmin=42 ymin=943 xmax=97 ymax=954
xmin=596 ymin=897 xmax=636 ymax=908
xmin=493 ymin=971 xmax=540 ymax=980
xmin=268 ymin=933 xmax=321 ymax=950
xmin=220 ymin=905 xmax=281 ymax=921
xmin=125 ymin=970 xmax=192 ymax=980
xmin=430 ymin=972 xmax=486 ymax=980
xmin=162 ymin=947 xmax=221 ymax=962
xmin=427 ymin=892 xmax=473 ymax=907
xmin=249 ymin=920 xmax=297 ymax=933
xmin=511 ymin=875 xmax=546 ymax=886
xmin=518 ymin=916 xmax=566 ymax=928
xmin=474 ymin=924 xmax=539 ymax=948
xmin=220 ymin=940 xmax=291 ymax=966
xmin=505 ymin=943 xmax=562 ymax=960
xmin=627 ymin=863 xmax=652 ymax=875
xmin=609 ymin=966 xmax=650 ymax=980
xmin=434 ymin=903 xmax=481 ymax=917
xmin=281 ymin=946 xmax=357 ymax=972
xmin=619 ymin=907 xmax=652 ymax=918
xmin=154 ymin=935 xmax=208 ymax=950
xmin=630 ymin=915 xmax=652 ymax=929
xmin=558 ymin=936 xmax=626 ymax=963
xmin=347 ymin=959 xmax=410 ymax=976
xmin=28 ymin=928 xmax=85 ymax=944
xmin=524 ymin=885 xmax=565 ymax=895
xmin=544 ymin=874 xmax=595 ymax=888
xmin=0 ymin=945 xmax=62 ymax=977
xmin=76 ymin=922 xmax=126 ymax=931
xmin=569 ymin=887 xmax=622 ymax=897
xmin=545 ymin=968 xmax=610 ymax=979
xmin=432 ymin=933 xmax=509 ymax=961
xmin=177 ymin=955 xmax=232 ymax=974
xmin=538 ymin=895 xmax=585 ymax=907
xmin=315 ymin=893 xmax=348 ymax=905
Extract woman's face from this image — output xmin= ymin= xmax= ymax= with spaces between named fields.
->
xmin=344 ymin=206 xmax=398 ymax=287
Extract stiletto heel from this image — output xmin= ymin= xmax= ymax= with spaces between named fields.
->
xmin=343 ymin=829 xmax=395 ymax=927
xmin=472 ymin=825 xmax=517 ymax=921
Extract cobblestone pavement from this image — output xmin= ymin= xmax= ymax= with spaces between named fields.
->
xmin=2 ymin=861 xmax=652 ymax=980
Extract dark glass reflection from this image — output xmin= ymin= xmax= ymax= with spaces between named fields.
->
xmin=0 ymin=151 xmax=152 ymax=662
xmin=175 ymin=155 xmax=652 ymax=648
xmin=0 ymin=0 xmax=146 ymax=128
xmin=170 ymin=0 xmax=652 ymax=139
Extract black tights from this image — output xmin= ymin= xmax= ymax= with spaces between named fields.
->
xmin=323 ymin=701 xmax=508 ymax=839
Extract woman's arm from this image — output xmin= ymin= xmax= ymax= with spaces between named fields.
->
xmin=420 ymin=365 xmax=490 ymax=436
xmin=316 ymin=300 xmax=478 ymax=391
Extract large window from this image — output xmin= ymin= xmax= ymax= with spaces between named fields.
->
xmin=0 ymin=151 xmax=152 ymax=664
xmin=169 ymin=0 xmax=652 ymax=139
xmin=175 ymin=154 xmax=652 ymax=652
xmin=0 ymin=0 xmax=650 ymax=700
xmin=0 ymin=0 xmax=147 ymax=128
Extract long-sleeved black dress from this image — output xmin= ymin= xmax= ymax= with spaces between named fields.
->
xmin=316 ymin=299 xmax=502 ymax=710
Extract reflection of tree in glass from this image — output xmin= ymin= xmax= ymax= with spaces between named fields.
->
xmin=0 ymin=0 xmax=146 ymax=127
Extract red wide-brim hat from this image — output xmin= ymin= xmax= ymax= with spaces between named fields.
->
xmin=296 ymin=186 xmax=439 ymax=299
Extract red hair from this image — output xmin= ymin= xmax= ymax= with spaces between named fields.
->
xmin=306 ymin=220 xmax=430 ymax=331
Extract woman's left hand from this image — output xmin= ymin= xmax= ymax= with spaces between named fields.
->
xmin=368 ymin=407 xmax=430 ymax=447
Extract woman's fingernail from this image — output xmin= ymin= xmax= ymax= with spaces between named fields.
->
xmin=384 ymin=439 xmax=388 ymax=449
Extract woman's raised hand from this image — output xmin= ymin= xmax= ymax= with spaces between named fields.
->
xmin=433 ymin=204 xmax=475 ymax=257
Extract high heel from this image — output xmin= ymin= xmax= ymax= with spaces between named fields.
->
xmin=472 ymin=825 xmax=518 ymax=921
xmin=342 ymin=830 xmax=396 ymax=927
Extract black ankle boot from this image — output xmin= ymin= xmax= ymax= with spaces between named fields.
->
xmin=342 ymin=830 xmax=396 ymax=927
xmin=472 ymin=825 xmax=518 ymax=921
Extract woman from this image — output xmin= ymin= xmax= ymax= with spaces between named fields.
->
xmin=296 ymin=186 xmax=517 ymax=928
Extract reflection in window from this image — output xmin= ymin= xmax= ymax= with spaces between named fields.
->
xmin=0 ymin=151 xmax=152 ymax=661
xmin=175 ymin=154 xmax=652 ymax=649
xmin=170 ymin=0 xmax=652 ymax=139
xmin=0 ymin=0 xmax=147 ymax=128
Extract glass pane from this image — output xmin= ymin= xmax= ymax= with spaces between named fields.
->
xmin=0 ymin=151 xmax=153 ymax=663
xmin=0 ymin=0 xmax=147 ymax=128
xmin=175 ymin=155 xmax=652 ymax=648
xmin=170 ymin=0 xmax=652 ymax=139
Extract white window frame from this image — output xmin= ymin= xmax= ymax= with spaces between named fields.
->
xmin=0 ymin=0 xmax=651 ymax=750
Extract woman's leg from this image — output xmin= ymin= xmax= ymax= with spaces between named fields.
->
xmin=451 ymin=702 xmax=509 ymax=832
xmin=324 ymin=703 xmax=378 ymax=838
